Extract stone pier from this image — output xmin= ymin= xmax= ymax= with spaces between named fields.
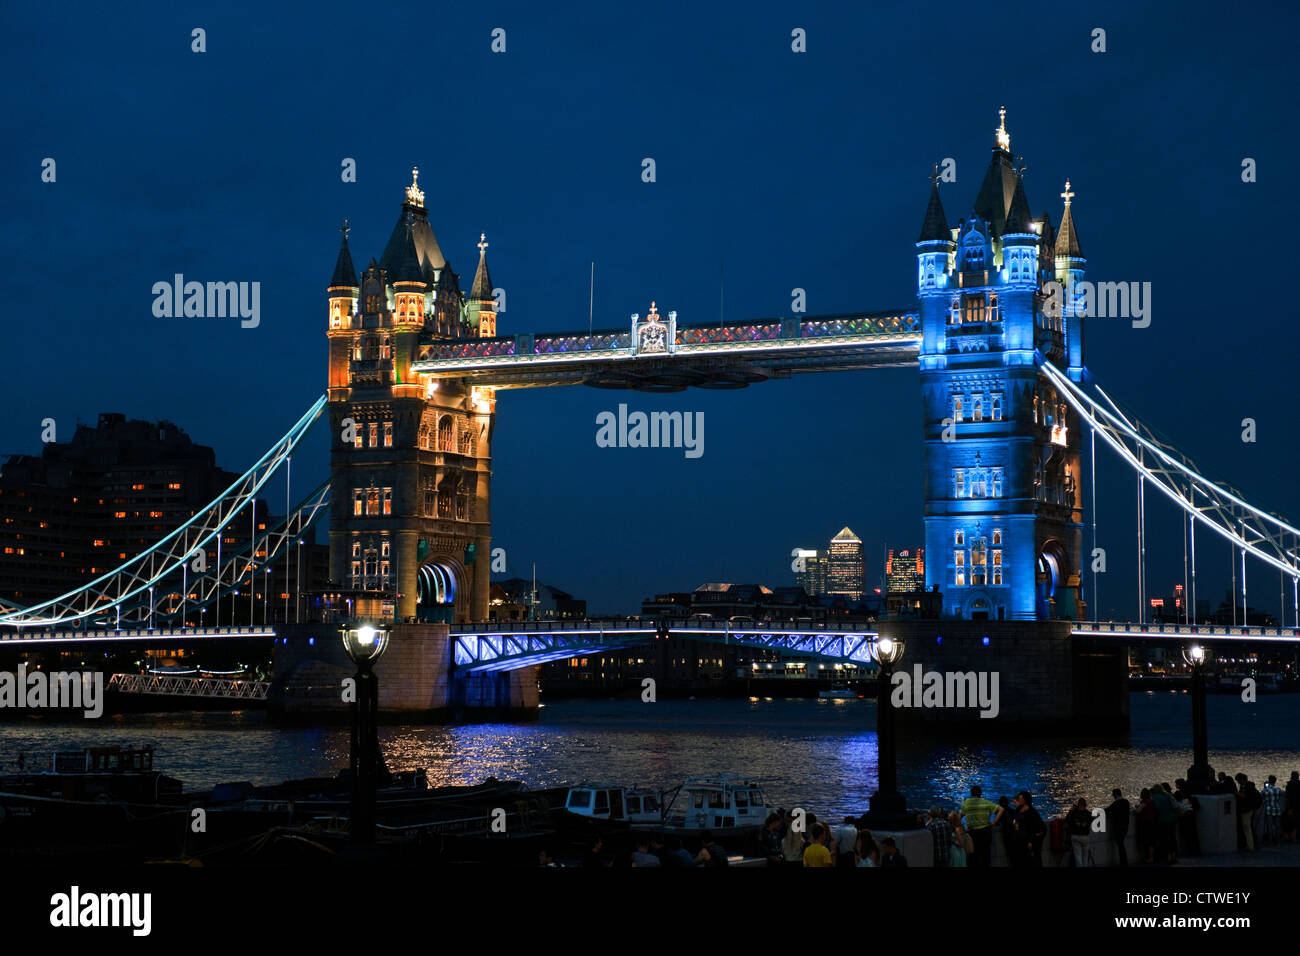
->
xmin=874 ymin=620 xmax=1129 ymax=735
xmin=268 ymin=622 xmax=538 ymax=723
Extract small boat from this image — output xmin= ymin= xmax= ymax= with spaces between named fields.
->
xmin=819 ymin=683 xmax=857 ymax=699
xmin=561 ymin=783 xmax=664 ymax=825
xmin=661 ymin=774 xmax=774 ymax=837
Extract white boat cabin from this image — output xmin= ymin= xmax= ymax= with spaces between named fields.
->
xmin=665 ymin=776 xmax=773 ymax=831
xmin=564 ymin=784 xmax=663 ymax=824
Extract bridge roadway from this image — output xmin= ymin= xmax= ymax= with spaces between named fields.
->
xmin=410 ymin=310 xmax=923 ymax=389
xmin=2 ymin=621 xmax=1296 ymax=672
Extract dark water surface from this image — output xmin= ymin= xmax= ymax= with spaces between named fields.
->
xmin=1 ymin=693 xmax=1296 ymax=819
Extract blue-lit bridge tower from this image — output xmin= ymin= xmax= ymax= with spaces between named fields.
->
xmin=918 ymin=111 xmax=1087 ymax=622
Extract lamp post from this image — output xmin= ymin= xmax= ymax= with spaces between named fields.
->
xmin=869 ymin=635 xmax=907 ymax=815
xmin=341 ymin=622 xmax=390 ymax=845
xmin=1183 ymin=644 xmax=1213 ymax=793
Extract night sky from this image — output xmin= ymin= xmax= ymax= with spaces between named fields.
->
xmin=4 ymin=1 xmax=1297 ymax=617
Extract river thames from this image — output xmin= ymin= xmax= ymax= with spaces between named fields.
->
xmin=1 ymin=692 xmax=1296 ymax=820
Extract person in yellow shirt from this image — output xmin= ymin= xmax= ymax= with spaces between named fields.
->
xmin=803 ymin=823 xmax=833 ymax=866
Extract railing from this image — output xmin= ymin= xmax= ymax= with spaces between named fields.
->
xmin=107 ymin=673 xmax=269 ymax=700
xmin=0 ymin=626 xmax=278 ymax=643
xmin=1072 ymin=621 xmax=1300 ymax=641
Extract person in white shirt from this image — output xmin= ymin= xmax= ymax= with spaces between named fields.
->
xmin=834 ymin=817 xmax=859 ymax=868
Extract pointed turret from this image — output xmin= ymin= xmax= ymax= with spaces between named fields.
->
xmin=1002 ymin=174 xmax=1034 ymax=235
xmin=470 ymin=234 xmax=494 ymax=300
xmin=973 ymin=107 xmax=1019 ymax=235
xmin=380 ymin=166 xmax=448 ymax=278
xmin=466 ymin=233 xmax=497 ymax=337
xmin=1054 ymin=180 xmax=1084 ymax=258
xmin=391 ymin=223 xmax=426 ymax=285
xmin=918 ymin=177 xmax=950 ymax=242
xmin=328 ymin=218 xmax=359 ymax=290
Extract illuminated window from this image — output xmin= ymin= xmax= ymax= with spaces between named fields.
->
xmin=955 ymin=570 xmax=966 ymax=587
xmin=366 ymin=489 xmax=380 ymax=516
xmin=131 ymin=483 xmax=145 ymax=491
xmin=93 ymin=539 xmax=105 ymax=547
xmin=954 ymin=530 xmax=964 ymax=546
xmin=381 ymin=336 xmax=392 ymax=359
xmin=114 ymin=511 xmax=126 ymax=519
xmin=962 ymin=293 xmax=986 ymax=324
xmin=149 ymin=511 xmax=163 ymax=518
xmin=382 ymin=488 xmax=392 ymax=515
xmin=992 ymin=568 xmax=1003 ymax=586
xmin=368 ymin=423 xmax=378 ymax=448
xmin=381 ymin=540 xmax=390 ymax=558
xmin=973 ymin=397 xmax=983 ymax=422
xmin=989 ymin=293 xmax=999 ymax=322
xmin=383 ymin=422 xmax=393 ymax=447
xmin=992 ymin=549 xmax=1002 ymax=566
xmin=991 ymin=394 xmax=1002 ymax=421
xmin=952 ymin=395 xmax=963 ymax=423
xmin=992 ymin=528 xmax=1002 ymax=546
xmin=992 ymin=468 xmax=1003 ymax=498
xmin=954 ymin=469 xmax=965 ymax=498
xmin=168 ymin=482 xmax=181 ymax=490
xmin=352 ymin=542 xmax=361 ymax=558
xmin=353 ymin=490 xmax=363 ymax=516
xmin=954 ymin=550 xmax=964 ymax=567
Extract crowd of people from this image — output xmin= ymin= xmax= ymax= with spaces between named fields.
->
xmin=560 ymin=769 xmax=1300 ymax=867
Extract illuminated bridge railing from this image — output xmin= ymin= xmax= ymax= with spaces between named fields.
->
xmin=415 ymin=310 xmax=921 ymax=371
xmin=450 ymin=619 xmax=881 ymax=673
xmin=106 ymin=673 xmax=269 ymax=700
xmin=0 ymin=626 xmax=278 ymax=645
xmin=1072 ymin=621 xmax=1300 ymax=643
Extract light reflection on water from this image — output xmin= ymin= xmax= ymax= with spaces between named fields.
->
xmin=0 ymin=693 xmax=1296 ymax=820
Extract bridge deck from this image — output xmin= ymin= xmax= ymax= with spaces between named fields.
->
xmin=412 ymin=311 xmax=921 ymax=389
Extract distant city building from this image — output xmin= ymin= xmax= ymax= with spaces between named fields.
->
xmin=0 ymin=413 xmax=283 ymax=618
xmin=826 ymin=527 xmax=865 ymax=600
xmin=793 ymin=548 xmax=828 ymax=597
xmin=885 ymin=548 xmax=925 ymax=593
xmin=488 ymin=577 xmax=586 ymax=622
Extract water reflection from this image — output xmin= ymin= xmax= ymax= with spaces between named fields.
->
xmin=0 ymin=693 xmax=1295 ymax=820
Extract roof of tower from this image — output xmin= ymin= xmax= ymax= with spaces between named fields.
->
xmin=831 ymin=527 xmax=860 ymax=543
xmin=917 ymin=177 xmax=950 ymax=242
xmin=379 ymin=168 xmax=447 ymax=277
xmin=1002 ymin=174 xmax=1034 ymax=235
xmin=390 ymin=223 xmax=426 ymax=284
xmin=972 ymin=108 xmax=1018 ymax=235
xmin=328 ymin=219 xmax=359 ymax=289
xmin=470 ymin=233 xmax=494 ymax=300
xmin=1055 ymin=180 xmax=1084 ymax=258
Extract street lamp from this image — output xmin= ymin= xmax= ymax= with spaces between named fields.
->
xmin=1182 ymin=643 xmax=1213 ymax=793
xmin=869 ymin=635 xmax=906 ymax=816
xmin=341 ymin=622 xmax=390 ymax=844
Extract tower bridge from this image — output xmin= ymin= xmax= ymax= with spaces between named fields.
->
xmin=3 ymin=111 xmax=1297 ymax=728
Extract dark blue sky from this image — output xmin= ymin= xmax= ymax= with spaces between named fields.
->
xmin=4 ymin=1 xmax=1297 ymax=616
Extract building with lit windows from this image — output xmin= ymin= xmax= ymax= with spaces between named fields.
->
xmin=885 ymin=548 xmax=924 ymax=593
xmin=826 ymin=527 xmax=865 ymax=600
xmin=917 ymin=110 xmax=1085 ymax=621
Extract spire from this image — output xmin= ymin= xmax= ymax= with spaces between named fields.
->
xmin=328 ymin=218 xmax=359 ymax=289
xmin=1002 ymin=173 xmax=1034 ymax=235
xmin=405 ymin=166 xmax=425 ymax=207
xmin=1054 ymin=180 xmax=1084 ymax=257
xmin=973 ymin=108 xmax=1018 ymax=235
xmin=917 ymin=167 xmax=950 ymax=242
xmin=470 ymin=232 xmax=494 ymax=300
xmin=391 ymin=222 xmax=426 ymax=284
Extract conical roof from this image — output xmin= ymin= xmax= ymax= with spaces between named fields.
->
xmin=1055 ymin=201 xmax=1083 ymax=258
xmin=973 ymin=151 xmax=1018 ymax=236
xmin=1002 ymin=175 xmax=1034 ymax=235
xmin=917 ymin=180 xmax=950 ymax=242
xmin=390 ymin=224 xmax=426 ymax=284
xmin=380 ymin=206 xmax=446 ymax=277
xmin=470 ymin=234 xmax=494 ymax=300
xmin=328 ymin=224 xmax=358 ymax=289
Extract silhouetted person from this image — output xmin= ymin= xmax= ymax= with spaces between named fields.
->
xmin=961 ymin=784 xmax=997 ymax=868
xmin=880 ymin=836 xmax=908 ymax=868
xmin=1105 ymin=788 xmax=1130 ymax=866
